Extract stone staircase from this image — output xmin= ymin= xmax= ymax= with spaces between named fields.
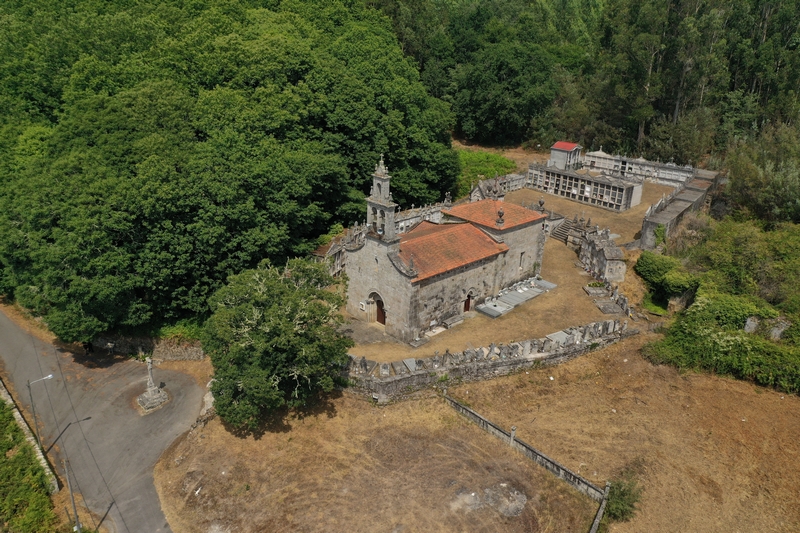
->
xmin=550 ymin=218 xmax=573 ymax=243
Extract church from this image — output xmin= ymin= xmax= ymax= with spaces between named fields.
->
xmin=344 ymin=157 xmax=547 ymax=343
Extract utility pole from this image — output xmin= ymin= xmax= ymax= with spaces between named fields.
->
xmin=64 ymin=459 xmax=82 ymax=532
xmin=26 ymin=373 xmax=53 ymax=450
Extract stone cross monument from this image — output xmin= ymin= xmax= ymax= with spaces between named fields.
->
xmin=137 ymin=357 xmax=169 ymax=412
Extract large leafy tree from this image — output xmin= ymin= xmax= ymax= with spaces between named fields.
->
xmin=203 ymin=258 xmax=353 ymax=431
xmin=0 ymin=0 xmax=458 ymax=342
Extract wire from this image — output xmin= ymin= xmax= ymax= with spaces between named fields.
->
xmin=50 ymin=344 xmax=129 ymax=533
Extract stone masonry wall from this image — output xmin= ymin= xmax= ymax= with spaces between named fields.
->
xmin=93 ymin=335 xmax=205 ymax=361
xmin=348 ymin=319 xmax=637 ymax=397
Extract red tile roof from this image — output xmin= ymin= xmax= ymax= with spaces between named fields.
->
xmin=551 ymin=141 xmax=581 ymax=151
xmin=399 ymin=223 xmax=507 ymax=282
xmin=444 ymin=199 xmax=546 ymax=230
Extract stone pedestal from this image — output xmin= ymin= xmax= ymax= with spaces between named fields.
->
xmin=137 ymin=386 xmax=168 ymax=412
xmin=137 ymin=357 xmax=169 ymax=412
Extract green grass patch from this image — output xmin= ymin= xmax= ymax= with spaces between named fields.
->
xmin=0 ymin=402 xmax=58 ymax=533
xmin=455 ymin=150 xmax=517 ymax=198
xmin=154 ymin=318 xmax=204 ymax=342
xmin=642 ymin=292 xmax=669 ymax=316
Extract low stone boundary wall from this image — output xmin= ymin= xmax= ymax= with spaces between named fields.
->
xmin=0 ymin=377 xmax=59 ymax=494
xmin=93 ymin=335 xmax=205 ymax=362
xmin=349 ymin=320 xmax=638 ymax=398
xmin=444 ymin=395 xmax=610 ymax=531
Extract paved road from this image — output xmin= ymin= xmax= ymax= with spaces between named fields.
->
xmin=0 ymin=310 xmax=204 ymax=533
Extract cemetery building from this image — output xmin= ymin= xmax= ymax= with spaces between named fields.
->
xmin=344 ymin=157 xmax=547 ymax=343
xmin=528 ymin=142 xmax=643 ymax=212
xmin=584 ymin=148 xmax=695 ymax=186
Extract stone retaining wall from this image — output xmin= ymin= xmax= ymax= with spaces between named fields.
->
xmin=349 ymin=320 xmax=638 ymax=397
xmin=93 ymin=335 xmax=205 ymax=362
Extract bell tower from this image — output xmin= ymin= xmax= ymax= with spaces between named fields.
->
xmin=366 ymin=154 xmax=399 ymax=242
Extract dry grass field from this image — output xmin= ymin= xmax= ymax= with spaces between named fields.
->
xmin=447 ymin=333 xmax=800 ymax=533
xmin=155 ymin=395 xmax=597 ymax=533
xmin=155 ymin=333 xmax=800 ymax=533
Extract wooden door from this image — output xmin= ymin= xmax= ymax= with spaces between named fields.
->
xmin=375 ymin=299 xmax=386 ymax=325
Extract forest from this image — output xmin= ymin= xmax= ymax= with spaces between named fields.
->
xmin=373 ymin=0 xmax=800 ymax=162
xmin=0 ymin=0 xmax=798 ymax=342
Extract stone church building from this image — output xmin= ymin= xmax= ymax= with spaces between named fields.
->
xmin=345 ymin=157 xmax=546 ymax=343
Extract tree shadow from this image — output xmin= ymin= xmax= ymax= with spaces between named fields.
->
xmin=69 ymin=343 xmax=130 ymax=369
xmin=221 ymin=389 xmax=343 ymax=440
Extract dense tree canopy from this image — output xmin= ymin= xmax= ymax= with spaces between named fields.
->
xmin=374 ymin=0 xmax=800 ymax=158
xmin=726 ymin=123 xmax=800 ymax=224
xmin=203 ymin=258 xmax=353 ymax=430
xmin=0 ymin=0 xmax=459 ymax=341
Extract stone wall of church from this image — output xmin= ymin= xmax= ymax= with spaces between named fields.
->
xmin=345 ymin=236 xmax=416 ymax=341
xmin=412 ymin=255 xmax=505 ymax=334
xmin=483 ymin=222 xmax=546 ymax=286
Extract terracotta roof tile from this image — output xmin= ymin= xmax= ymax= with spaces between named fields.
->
xmin=399 ymin=223 xmax=507 ymax=282
xmin=444 ymin=199 xmax=546 ymax=230
xmin=551 ymin=141 xmax=581 ymax=151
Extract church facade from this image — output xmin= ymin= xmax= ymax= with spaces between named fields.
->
xmin=345 ymin=158 xmax=546 ymax=343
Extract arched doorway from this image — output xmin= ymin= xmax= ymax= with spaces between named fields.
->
xmin=369 ymin=292 xmax=386 ymax=325
xmin=463 ymin=295 xmax=472 ymax=312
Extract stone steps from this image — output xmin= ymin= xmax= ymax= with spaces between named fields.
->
xmin=550 ymin=218 xmax=573 ymax=243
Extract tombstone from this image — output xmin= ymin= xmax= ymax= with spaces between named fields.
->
xmin=392 ymin=361 xmax=407 ymax=375
xmin=360 ymin=356 xmax=368 ymax=373
xmin=380 ymin=363 xmax=390 ymax=377
xmin=531 ymin=339 xmax=540 ymax=353
xmin=489 ymin=343 xmax=497 ymax=356
xmin=621 ymin=320 xmax=628 ymax=333
xmin=542 ymin=339 xmax=553 ymax=352
xmin=566 ymin=334 xmax=576 ymax=346
xmin=522 ymin=340 xmax=531 ymax=356
xmin=510 ymin=343 xmax=521 ymax=357
xmin=500 ymin=345 xmax=511 ymax=359
xmin=612 ymin=287 xmax=619 ymax=301
xmin=415 ymin=359 xmax=425 ymax=371
xmin=464 ymin=349 xmax=474 ymax=362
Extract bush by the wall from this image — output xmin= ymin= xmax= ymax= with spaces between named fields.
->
xmin=634 ymin=250 xmax=697 ymax=305
xmin=604 ymin=472 xmax=642 ymax=522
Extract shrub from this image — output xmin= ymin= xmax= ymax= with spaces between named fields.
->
xmin=604 ymin=473 xmax=642 ymax=522
xmin=634 ymin=251 xmax=680 ymax=288
xmin=661 ymin=269 xmax=698 ymax=296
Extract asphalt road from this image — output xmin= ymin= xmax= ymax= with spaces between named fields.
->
xmin=0 ymin=310 xmax=204 ymax=533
